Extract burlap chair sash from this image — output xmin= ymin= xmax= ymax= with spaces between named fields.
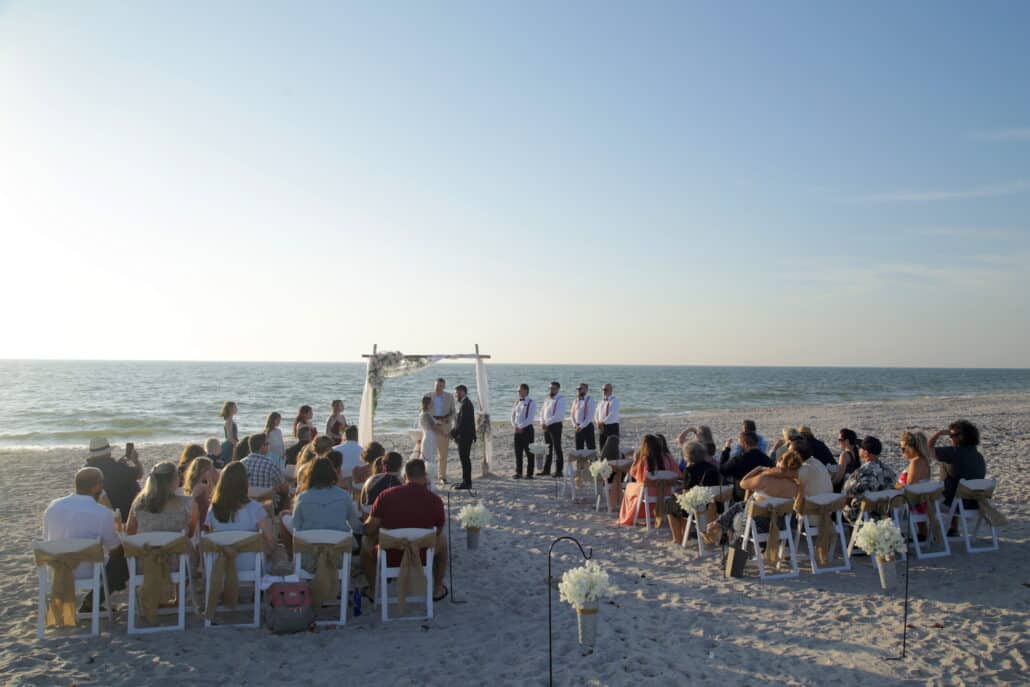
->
xmin=904 ymin=485 xmax=946 ymax=547
xmin=570 ymin=451 xmax=596 ymax=488
xmin=378 ymin=531 xmax=436 ymax=614
xmin=956 ymin=482 xmax=1007 ymax=527
xmin=747 ymin=499 xmax=794 ymax=567
xmin=33 ymin=540 xmax=105 ymax=627
xmin=122 ymin=534 xmax=190 ymax=623
xmin=200 ymin=533 xmax=263 ymax=620
xmin=860 ymin=492 xmax=905 ymax=518
xmin=796 ymin=495 xmax=846 ymax=566
xmin=293 ymin=534 xmax=356 ymax=606
xmin=644 ymin=472 xmax=679 ymax=520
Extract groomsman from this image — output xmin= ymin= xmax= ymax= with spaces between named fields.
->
xmin=539 ymin=382 xmax=567 ymax=476
xmin=595 ymin=383 xmax=621 ymax=449
xmin=570 ymin=383 xmax=596 ymax=450
xmin=510 ymin=383 xmax=536 ymax=479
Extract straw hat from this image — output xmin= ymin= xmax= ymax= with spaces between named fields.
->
xmin=88 ymin=438 xmax=112 ymax=459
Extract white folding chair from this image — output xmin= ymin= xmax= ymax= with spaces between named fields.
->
xmin=292 ymin=529 xmax=354 ymax=626
xmin=527 ymin=442 xmax=548 ymax=477
xmin=634 ymin=470 xmax=678 ymax=530
xmin=123 ymin=531 xmax=189 ymax=634
xmin=847 ymin=489 xmax=907 ymax=560
xmin=681 ymin=485 xmax=734 ymax=557
xmin=947 ymin=478 xmax=1002 ymax=554
xmin=201 ymin=530 xmax=264 ymax=628
xmin=34 ymin=538 xmax=111 ymax=639
xmin=739 ymin=497 xmax=799 ymax=580
xmin=794 ymin=494 xmax=850 ymax=575
xmin=904 ymin=481 xmax=951 ymax=560
xmin=376 ymin=527 xmax=435 ymax=622
xmin=561 ymin=450 xmax=595 ymax=501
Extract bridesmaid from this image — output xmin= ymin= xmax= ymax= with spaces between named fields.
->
xmin=219 ymin=401 xmax=238 ymax=466
xmin=293 ymin=405 xmax=315 ymax=438
xmin=264 ymin=412 xmax=285 ymax=467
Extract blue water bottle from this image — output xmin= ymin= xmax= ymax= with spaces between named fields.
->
xmin=352 ymin=588 xmax=362 ymax=617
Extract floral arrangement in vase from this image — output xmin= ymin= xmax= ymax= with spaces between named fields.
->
xmin=675 ymin=486 xmax=715 ymax=514
xmin=854 ymin=518 xmax=906 ymax=559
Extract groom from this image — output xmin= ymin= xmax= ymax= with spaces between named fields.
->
xmin=450 ymin=384 xmax=476 ymax=489
xmin=424 ymin=378 xmax=455 ymax=482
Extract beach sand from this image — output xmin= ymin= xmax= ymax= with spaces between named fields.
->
xmin=1 ymin=393 xmax=1027 ymax=686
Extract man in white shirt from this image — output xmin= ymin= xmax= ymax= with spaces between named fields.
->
xmin=595 ymin=383 xmax=621 ymax=450
xmin=510 ymin=383 xmax=536 ymax=479
xmin=338 ymin=425 xmax=364 ymax=476
xmin=539 ymin=382 xmax=567 ymax=476
xmin=423 ymin=378 xmax=456 ymax=482
xmin=569 ymin=383 xmax=597 ymax=451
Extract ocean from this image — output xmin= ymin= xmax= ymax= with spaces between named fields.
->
xmin=2 ymin=360 xmax=1029 ymax=449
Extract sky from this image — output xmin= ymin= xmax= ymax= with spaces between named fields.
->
xmin=1 ymin=1 xmax=1028 ymax=367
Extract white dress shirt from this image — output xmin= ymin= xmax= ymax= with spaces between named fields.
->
xmin=595 ymin=395 xmax=621 ymax=425
xmin=570 ymin=395 xmax=596 ymax=430
xmin=42 ymin=493 xmax=120 ymax=577
xmin=540 ymin=393 xmax=567 ymax=427
xmin=511 ymin=397 xmax=536 ymax=430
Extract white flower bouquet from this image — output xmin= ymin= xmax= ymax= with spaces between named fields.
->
xmin=588 ymin=460 xmax=613 ymax=482
xmin=675 ymin=486 xmax=715 ymax=514
xmin=457 ymin=502 xmax=492 ymax=530
xmin=558 ymin=561 xmax=615 ymax=610
xmin=854 ymin=518 xmax=906 ymax=559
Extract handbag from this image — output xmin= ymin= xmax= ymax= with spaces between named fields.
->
xmin=725 ymin=538 xmax=748 ymax=578
xmin=264 ymin=581 xmax=315 ymax=634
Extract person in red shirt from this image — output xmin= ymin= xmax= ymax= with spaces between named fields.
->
xmin=361 ymin=459 xmax=449 ymax=601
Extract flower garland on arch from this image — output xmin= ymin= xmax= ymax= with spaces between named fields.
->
xmin=366 ymin=351 xmax=438 ymax=412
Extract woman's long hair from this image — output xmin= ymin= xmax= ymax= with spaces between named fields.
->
xmin=210 ymin=462 xmax=250 ymax=523
xmin=293 ymin=405 xmax=313 ymax=437
xmin=299 ymin=457 xmax=337 ymax=493
xmin=136 ymin=461 xmax=178 ymax=514
xmin=696 ymin=426 xmax=717 ymax=457
xmin=900 ymin=430 xmax=930 ymax=460
xmin=177 ymin=443 xmax=205 ymax=478
xmin=637 ymin=434 xmax=663 ymax=474
xmin=220 ymin=401 xmax=237 ymax=420
xmin=233 ymin=436 xmax=251 ymax=462
xmin=264 ymin=412 xmax=281 ymax=434
xmin=183 ymin=457 xmax=215 ymax=496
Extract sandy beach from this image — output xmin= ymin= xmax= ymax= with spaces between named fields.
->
xmin=1 ymin=392 xmax=1027 ymax=686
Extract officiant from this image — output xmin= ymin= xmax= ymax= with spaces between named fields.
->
xmin=424 ymin=378 xmax=455 ymax=483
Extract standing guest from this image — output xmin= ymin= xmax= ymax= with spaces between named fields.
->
xmin=832 ymin=428 xmax=861 ymax=488
xmin=728 ymin=420 xmax=769 ymax=458
xmin=423 ymin=378 xmax=455 ymax=483
xmin=570 ymin=383 xmax=597 ymax=450
xmin=718 ymin=431 xmax=773 ymax=489
xmin=677 ymin=426 xmax=719 ymax=465
xmin=240 ymin=433 xmax=289 ymax=509
xmin=183 ymin=457 xmax=217 ymax=526
xmin=205 ymin=463 xmax=276 ymax=569
xmin=337 ymin=425 xmax=364 ymax=477
xmin=325 ymin=400 xmax=347 ymax=443
xmin=796 ymin=441 xmax=833 ymax=498
xmin=360 ymin=459 xmax=449 ymax=602
xmin=842 ymin=436 xmax=897 ymax=523
xmin=594 ymin=383 xmax=621 ymax=450
xmin=204 ymin=437 xmax=224 ymax=469
xmin=353 ymin=441 xmax=385 ymax=484
xmin=177 ymin=443 xmax=206 ymax=482
xmin=617 ymin=435 xmax=682 ymax=526
xmin=285 ymin=426 xmax=314 ymax=466
xmin=126 ymin=461 xmax=198 ymax=537
xmin=539 ymin=382 xmax=567 ymax=477
xmin=43 ymin=467 xmax=126 ymax=604
xmin=929 ymin=420 xmax=987 ymax=515
xmin=361 ymin=451 xmax=404 ymax=509
xmin=293 ymin=405 xmax=315 ymax=439
xmin=264 ymin=412 xmax=285 ymax=465
xmin=798 ymin=425 xmax=835 ymax=466
xmin=450 ymin=384 xmax=477 ymax=490
xmin=220 ymin=401 xmax=239 ymax=466
xmin=85 ymin=438 xmax=141 ymax=524
xmin=510 ymin=383 xmax=537 ymax=479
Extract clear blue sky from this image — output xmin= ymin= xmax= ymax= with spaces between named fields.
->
xmin=1 ymin=1 xmax=1028 ymax=366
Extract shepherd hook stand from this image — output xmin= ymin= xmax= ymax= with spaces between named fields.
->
xmin=548 ymin=536 xmax=592 ymax=687
xmin=446 ymin=482 xmax=478 ymax=604
xmin=885 ymin=547 xmax=912 ymax=660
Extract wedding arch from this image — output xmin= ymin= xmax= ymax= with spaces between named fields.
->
xmin=358 ymin=344 xmax=495 ymax=477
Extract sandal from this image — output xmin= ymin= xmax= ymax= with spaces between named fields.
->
xmin=433 ymin=585 xmax=449 ymax=602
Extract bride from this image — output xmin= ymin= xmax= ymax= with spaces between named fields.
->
xmin=418 ymin=396 xmax=439 ymax=475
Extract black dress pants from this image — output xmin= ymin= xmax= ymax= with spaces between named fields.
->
xmin=575 ymin=423 xmax=596 ymax=450
xmin=599 ymin=423 xmax=620 ymax=451
xmin=514 ymin=426 xmax=535 ymax=477
xmin=457 ymin=439 xmax=474 ymax=486
xmin=543 ymin=422 xmax=563 ymax=475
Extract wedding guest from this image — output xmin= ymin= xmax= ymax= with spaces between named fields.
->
xmin=680 ymin=440 xmax=720 ymax=490
xmin=539 ymin=382 xmax=567 ymax=477
xmin=897 ymin=431 xmax=931 ymax=528
xmin=618 ymin=435 xmax=682 ymax=526
xmin=325 ymin=400 xmax=347 ymax=443
xmin=677 ymin=426 xmax=718 ymax=464
xmin=423 ymin=378 xmax=455 ymax=483
xmin=600 ymin=435 xmax=623 ymax=506
xmin=929 ymin=420 xmax=986 ymax=508
xmin=126 ymin=461 xmax=198 ymax=537
xmin=84 ymin=438 xmax=141 ymax=524
xmin=183 ymin=456 xmax=217 ymax=526
xmin=285 ymin=425 xmax=314 ymax=466
xmin=295 ymin=436 xmax=337 ymax=489
xmin=510 ymin=383 xmax=537 ymax=479
xmin=205 ymin=463 xmax=276 ymax=568
xmin=718 ymin=431 xmax=773 ymax=494
xmin=293 ymin=405 xmax=315 ymax=438
xmin=768 ymin=427 xmax=802 ymax=462
xmin=220 ymin=401 xmax=239 ymax=466
xmin=361 ymin=451 xmax=404 ymax=508
xmin=594 ymin=383 xmax=621 ymax=449
xmin=656 ymin=434 xmax=676 ymax=467
xmin=337 ymin=425 xmax=363 ymax=477
xmin=450 ymin=384 xmax=477 ymax=490
xmin=832 ymin=428 xmax=861 ymax=488
xmin=240 ymin=433 xmax=289 ymax=508
xmin=729 ymin=420 xmax=768 ymax=458
xmin=796 ymin=441 xmax=833 ymax=498
xmin=177 ymin=443 xmax=206 ymax=482
xmin=292 ymin=457 xmax=363 ymax=570
xmin=798 ymin=425 xmax=835 ymax=466
xmin=264 ymin=412 xmax=285 ymax=464
xmin=570 ymin=383 xmax=597 ymax=450
xmin=204 ymin=437 xmax=224 ymax=469
xmin=353 ymin=441 xmax=385 ymax=484
xmin=704 ymin=450 xmax=803 ymax=544
xmin=360 ymin=459 xmax=449 ymax=602
xmin=232 ymin=436 xmax=252 ymax=463
xmin=842 ymin=436 xmax=897 ymax=522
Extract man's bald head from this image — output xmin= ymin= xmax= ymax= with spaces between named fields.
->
xmin=75 ymin=467 xmax=104 ymax=496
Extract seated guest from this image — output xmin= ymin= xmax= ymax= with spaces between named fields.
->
xmin=797 ymin=425 xmax=835 ymax=466
xmin=177 ymin=444 xmax=206 ymax=482
xmin=337 ymin=425 xmax=364 ymax=477
xmin=183 ymin=457 xmax=217 ymax=527
xmin=126 ymin=461 xmax=198 ymax=537
xmin=898 ymin=431 xmax=931 ymax=532
xmin=360 ymin=459 xmax=449 ymax=601
xmin=85 ymin=437 xmax=142 ymax=524
xmin=205 ymin=463 xmax=276 ymax=569
xmin=292 ymin=458 xmax=362 ymax=571
xmin=832 ymin=429 xmax=861 ymax=488
xmin=677 ymin=426 xmax=718 ymax=463
xmin=352 ymin=441 xmax=385 ymax=484
xmin=768 ymin=427 xmax=802 ymax=462
xmin=361 ymin=451 xmax=404 ymax=509
xmin=704 ymin=450 xmax=803 ymax=544
xmin=718 ymin=431 xmax=773 ymax=497
xmin=295 ymin=436 xmax=337 ymax=489
xmin=842 ymin=436 xmax=897 ymax=523
xmin=232 ymin=436 xmax=252 ymax=463
xmin=728 ymin=420 xmax=768 ymax=458
xmin=796 ymin=441 xmax=833 ymax=498
xmin=929 ymin=420 xmax=986 ymax=508
xmin=680 ymin=441 xmax=720 ymax=490
xmin=617 ymin=435 xmax=682 ymax=526
xmin=204 ymin=437 xmax=225 ymax=469
xmin=239 ymin=433 xmax=289 ymax=508
xmin=285 ymin=426 xmax=314 ymax=466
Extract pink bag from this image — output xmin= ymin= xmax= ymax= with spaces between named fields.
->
xmin=264 ymin=582 xmax=314 ymax=633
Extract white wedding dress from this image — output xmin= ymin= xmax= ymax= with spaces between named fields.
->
xmin=418 ymin=411 xmax=438 ymax=479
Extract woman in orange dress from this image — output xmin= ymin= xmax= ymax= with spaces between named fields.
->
xmin=618 ymin=434 xmax=682 ymax=526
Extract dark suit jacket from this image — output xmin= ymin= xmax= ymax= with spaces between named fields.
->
xmin=452 ymin=397 xmax=477 ymax=444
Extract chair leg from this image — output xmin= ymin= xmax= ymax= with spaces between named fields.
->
xmin=253 ymin=556 xmax=263 ymax=628
xmin=177 ymin=556 xmax=187 ymax=631
xmin=682 ymin=513 xmax=694 ymax=548
xmin=339 ymin=552 xmax=351 ymax=626
xmin=426 ymin=550 xmax=434 ymax=620
xmin=91 ymin=564 xmax=101 ymax=636
xmin=37 ymin=567 xmax=46 ymax=640
xmin=127 ymin=558 xmax=138 ymax=634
